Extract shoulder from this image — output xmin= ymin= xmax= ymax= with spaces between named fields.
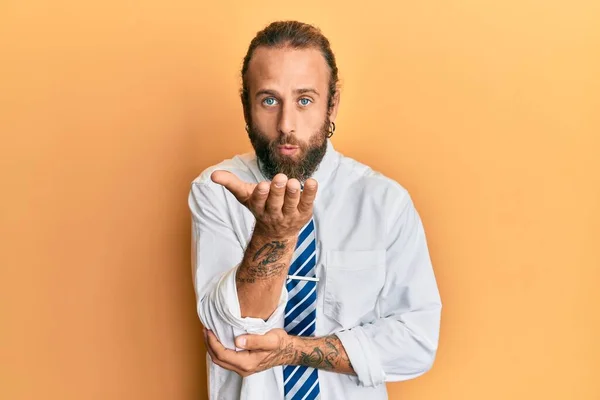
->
xmin=188 ymin=151 xmax=258 ymax=210
xmin=191 ymin=151 xmax=257 ymax=188
xmin=336 ymin=153 xmax=412 ymax=208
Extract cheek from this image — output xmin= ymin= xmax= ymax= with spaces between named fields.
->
xmin=299 ymin=108 xmax=327 ymax=131
xmin=252 ymin=107 xmax=278 ymax=129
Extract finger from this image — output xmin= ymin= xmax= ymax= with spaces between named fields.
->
xmin=235 ymin=332 xmax=281 ymax=351
xmin=206 ymin=330 xmax=254 ymax=366
xmin=248 ymin=181 xmax=271 ymax=213
xmin=205 ymin=338 xmax=244 ymax=374
xmin=205 ymin=329 xmax=232 ymax=355
xmin=264 ymin=174 xmax=288 ymax=214
xmin=282 ymin=179 xmax=301 ymax=216
xmin=211 ymin=170 xmax=255 ymax=204
xmin=298 ymin=178 xmax=318 ymax=214
xmin=204 ymin=329 xmax=225 ymax=360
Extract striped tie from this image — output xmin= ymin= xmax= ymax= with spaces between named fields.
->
xmin=283 ymin=218 xmax=321 ymax=400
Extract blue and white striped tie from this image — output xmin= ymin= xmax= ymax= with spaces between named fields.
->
xmin=283 ymin=218 xmax=320 ymax=400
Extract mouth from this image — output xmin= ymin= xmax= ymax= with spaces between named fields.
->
xmin=277 ymin=145 xmax=299 ymax=156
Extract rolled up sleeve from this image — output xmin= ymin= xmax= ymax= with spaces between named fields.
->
xmin=189 ymin=180 xmax=286 ymax=349
xmin=336 ymin=193 xmax=442 ymax=387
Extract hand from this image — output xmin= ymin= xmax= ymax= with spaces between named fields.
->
xmin=211 ymin=170 xmax=318 ymax=238
xmin=204 ymin=328 xmax=295 ymax=377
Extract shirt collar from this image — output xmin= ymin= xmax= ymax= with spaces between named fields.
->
xmin=310 ymin=139 xmax=340 ymax=186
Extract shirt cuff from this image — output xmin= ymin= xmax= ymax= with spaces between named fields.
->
xmin=216 ymin=264 xmax=287 ymax=337
xmin=335 ymin=327 xmax=386 ymax=387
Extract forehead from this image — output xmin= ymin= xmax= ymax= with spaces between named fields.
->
xmin=246 ymin=46 xmax=330 ymax=93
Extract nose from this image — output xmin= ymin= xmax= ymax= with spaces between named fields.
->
xmin=277 ymin=101 xmax=296 ymax=135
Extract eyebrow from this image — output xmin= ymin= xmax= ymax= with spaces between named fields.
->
xmin=255 ymin=88 xmax=320 ymax=98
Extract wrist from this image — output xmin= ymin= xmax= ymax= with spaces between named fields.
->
xmin=253 ymin=223 xmax=299 ymax=241
xmin=282 ymin=334 xmax=302 ymax=366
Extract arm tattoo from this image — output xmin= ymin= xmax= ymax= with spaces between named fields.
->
xmin=257 ymin=341 xmax=298 ymax=371
xmin=294 ymin=336 xmax=354 ymax=373
xmin=238 ymin=240 xmax=290 ymax=283
xmin=235 ymin=277 xmax=255 ymax=283
xmin=235 ymin=234 xmax=296 ymax=319
xmin=252 ymin=241 xmax=286 ymax=264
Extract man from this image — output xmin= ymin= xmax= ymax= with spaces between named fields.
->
xmin=188 ymin=20 xmax=442 ymax=400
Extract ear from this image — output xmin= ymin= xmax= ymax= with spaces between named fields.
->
xmin=328 ymin=89 xmax=341 ymax=123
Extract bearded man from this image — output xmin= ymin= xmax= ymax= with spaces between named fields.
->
xmin=188 ymin=20 xmax=442 ymax=400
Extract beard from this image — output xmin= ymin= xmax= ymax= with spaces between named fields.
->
xmin=247 ymin=117 xmax=330 ymax=182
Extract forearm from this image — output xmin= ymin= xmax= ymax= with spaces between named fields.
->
xmin=287 ymin=334 xmax=355 ymax=375
xmin=236 ymin=231 xmax=297 ymax=319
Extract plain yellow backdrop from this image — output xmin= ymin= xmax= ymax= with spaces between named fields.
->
xmin=1 ymin=0 xmax=599 ymax=399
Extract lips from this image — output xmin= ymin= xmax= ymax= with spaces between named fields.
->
xmin=277 ymin=145 xmax=299 ymax=155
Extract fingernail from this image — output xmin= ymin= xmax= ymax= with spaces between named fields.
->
xmin=275 ymin=182 xmax=285 ymax=188
xmin=287 ymin=187 xmax=298 ymax=193
xmin=237 ymin=337 xmax=246 ymax=348
xmin=258 ymin=187 xmax=269 ymax=194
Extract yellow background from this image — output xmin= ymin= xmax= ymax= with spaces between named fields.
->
xmin=1 ymin=0 xmax=599 ymax=399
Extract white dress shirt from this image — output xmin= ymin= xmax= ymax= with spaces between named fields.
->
xmin=188 ymin=139 xmax=442 ymax=400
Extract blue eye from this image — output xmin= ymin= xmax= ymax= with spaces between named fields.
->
xmin=299 ymin=98 xmax=312 ymax=106
xmin=263 ymin=97 xmax=278 ymax=106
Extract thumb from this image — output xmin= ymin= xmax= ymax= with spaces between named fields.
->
xmin=235 ymin=332 xmax=281 ymax=351
xmin=211 ymin=170 xmax=254 ymax=204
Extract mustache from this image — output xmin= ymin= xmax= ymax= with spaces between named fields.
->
xmin=247 ymin=120 xmax=329 ymax=182
xmin=272 ymin=135 xmax=303 ymax=147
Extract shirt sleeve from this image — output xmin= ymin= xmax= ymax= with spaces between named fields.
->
xmin=188 ymin=181 xmax=287 ymax=350
xmin=335 ymin=192 xmax=442 ymax=387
